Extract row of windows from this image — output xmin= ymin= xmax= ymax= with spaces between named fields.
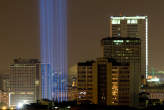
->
xmin=112 ymin=19 xmax=138 ymax=24
xmin=112 ymin=79 xmax=129 ymax=82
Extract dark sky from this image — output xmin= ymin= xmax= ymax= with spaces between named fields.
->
xmin=0 ymin=0 xmax=164 ymax=73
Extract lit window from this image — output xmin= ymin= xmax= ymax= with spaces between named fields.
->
xmin=113 ymin=40 xmax=123 ymax=43
xmin=127 ymin=19 xmax=138 ymax=24
xmin=112 ymin=19 xmax=120 ymax=24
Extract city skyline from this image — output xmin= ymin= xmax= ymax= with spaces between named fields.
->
xmin=0 ymin=0 xmax=164 ymax=73
xmin=1 ymin=0 xmax=164 ymax=109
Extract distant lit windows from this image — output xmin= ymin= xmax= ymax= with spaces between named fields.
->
xmin=113 ymin=40 xmax=123 ymax=43
xmin=127 ymin=19 xmax=138 ymax=24
xmin=112 ymin=19 xmax=120 ymax=24
xmin=113 ymin=40 xmax=123 ymax=45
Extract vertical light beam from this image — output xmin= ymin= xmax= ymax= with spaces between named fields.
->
xmin=40 ymin=0 xmax=68 ymax=102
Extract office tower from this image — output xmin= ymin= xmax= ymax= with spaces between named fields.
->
xmin=101 ymin=37 xmax=141 ymax=106
xmin=9 ymin=58 xmax=41 ymax=107
xmin=40 ymin=0 xmax=68 ymax=101
xmin=101 ymin=37 xmax=141 ymax=63
xmin=109 ymin=16 xmax=148 ymax=78
xmin=93 ymin=58 xmax=131 ymax=105
xmin=77 ymin=58 xmax=132 ymax=106
xmin=77 ymin=61 xmax=95 ymax=104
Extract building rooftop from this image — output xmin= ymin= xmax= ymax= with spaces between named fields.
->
xmin=101 ymin=37 xmax=141 ymax=41
xmin=110 ymin=16 xmax=147 ymax=20
xmin=78 ymin=58 xmax=129 ymax=66
xmin=78 ymin=61 xmax=95 ymax=66
xmin=13 ymin=58 xmax=40 ymax=64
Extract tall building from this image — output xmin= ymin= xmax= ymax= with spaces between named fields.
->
xmin=77 ymin=61 xmax=95 ymax=104
xmin=93 ymin=58 xmax=130 ymax=105
xmin=109 ymin=16 xmax=148 ymax=77
xmin=77 ymin=58 xmax=135 ymax=106
xmin=9 ymin=58 xmax=41 ymax=107
xmin=101 ymin=37 xmax=141 ymax=106
xmin=40 ymin=0 xmax=68 ymax=101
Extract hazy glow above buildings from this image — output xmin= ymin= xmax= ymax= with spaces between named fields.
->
xmin=40 ymin=0 xmax=68 ymax=101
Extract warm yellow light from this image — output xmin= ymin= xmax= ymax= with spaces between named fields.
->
xmin=10 ymin=107 xmax=14 ymax=110
xmin=147 ymin=75 xmax=152 ymax=79
xmin=72 ymin=81 xmax=75 ymax=87
xmin=2 ymin=106 xmax=7 ymax=110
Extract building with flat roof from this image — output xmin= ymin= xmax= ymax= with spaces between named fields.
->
xmin=141 ymin=84 xmax=164 ymax=104
xmin=77 ymin=61 xmax=95 ymax=104
xmin=109 ymin=16 xmax=148 ymax=78
xmin=0 ymin=90 xmax=9 ymax=107
xmin=77 ymin=58 xmax=138 ymax=106
xmin=101 ymin=37 xmax=141 ymax=106
xmin=9 ymin=58 xmax=41 ymax=107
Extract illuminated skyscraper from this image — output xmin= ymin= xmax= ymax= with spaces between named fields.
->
xmin=101 ymin=37 xmax=141 ymax=106
xmin=40 ymin=0 xmax=68 ymax=101
xmin=109 ymin=16 xmax=148 ymax=78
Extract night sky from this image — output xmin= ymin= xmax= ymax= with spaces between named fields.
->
xmin=0 ymin=0 xmax=164 ymax=73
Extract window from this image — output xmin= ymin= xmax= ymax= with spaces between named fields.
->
xmin=113 ymin=40 xmax=123 ymax=43
xmin=127 ymin=19 xmax=138 ymax=24
xmin=112 ymin=19 xmax=120 ymax=24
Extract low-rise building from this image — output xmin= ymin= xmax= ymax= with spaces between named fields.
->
xmin=0 ymin=90 xmax=9 ymax=107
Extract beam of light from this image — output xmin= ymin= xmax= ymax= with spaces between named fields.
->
xmin=40 ymin=0 xmax=68 ymax=102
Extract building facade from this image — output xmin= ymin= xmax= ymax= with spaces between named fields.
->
xmin=77 ymin=61 xmax=95 ymax=104
xmin=109 ymin=16 xmax=148 ymax=78
xmin=0 ymin=90 xmax=9 ymax=107
xmin=9 ymin=58 xmax=41 ymax=107
xmin=101 ymin=37 xmax=141 ymax=106
xmin=93 ymin=58 xmax=131 ymax=105
xmin=141 ymin=84 xmax=164 ymax=103
xmin=0 ymin=73 xmax=9 ymax=92
xmin=77 ymin=58 xmax=134 ymax=106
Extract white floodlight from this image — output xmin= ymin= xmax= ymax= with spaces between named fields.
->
xmin=17 ymin=102 xmax=24 ymax=109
